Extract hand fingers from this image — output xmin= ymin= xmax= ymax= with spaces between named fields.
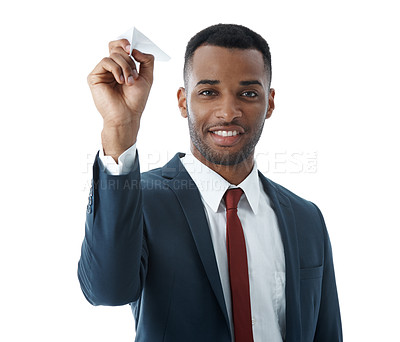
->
xmin=88 ymin=57 xmax=127 ymax=86
xmin=109 ymin=52 xmax=138 ymax=83
xmin=131 ymin=49 xmax=155 ymax=84
xmin=107 ymin=46 xmax=154 ymax=85
xmin=109 ymin=39 xmax=143 ymax=81
xmin=108 ymin=39 xmax=154 ymax=83
xmin=88 ymin=39 xmax=155 ymax=86
xmin=108 ymin=39 xmax=140 ymax=82
xmin=109 ymin=39 xmax=131 ymax=55
xmin=109 ymin=39 xmax=154 ymax=83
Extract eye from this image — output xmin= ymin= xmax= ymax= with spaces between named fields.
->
xmin=199 ymin=90 xmax=217 ymax=96
xmin=241 ymin=91 xmax=258 ymax=98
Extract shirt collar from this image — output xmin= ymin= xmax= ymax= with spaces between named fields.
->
xmin=180 ymin=152 xmax=260 ymax=214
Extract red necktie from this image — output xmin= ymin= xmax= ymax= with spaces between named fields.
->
xmin=225 ymin=188 xmax=254 ymax=342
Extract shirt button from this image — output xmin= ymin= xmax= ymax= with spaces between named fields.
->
xmin=252 ymin=318 xmax=256 ymax=325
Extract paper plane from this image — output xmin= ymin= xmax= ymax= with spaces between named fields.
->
xmin=118 ymin=26 xmax=170 ymax=62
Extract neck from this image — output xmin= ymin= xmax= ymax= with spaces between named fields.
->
xmin=191 ymin=149 xmax=255 ymax=185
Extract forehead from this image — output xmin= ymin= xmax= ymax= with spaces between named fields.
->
xmin=188 ymin=45 xmax=268 ymax=85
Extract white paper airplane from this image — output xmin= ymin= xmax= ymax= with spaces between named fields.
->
xmin=118 ymin=26 xmax=170 ymax=61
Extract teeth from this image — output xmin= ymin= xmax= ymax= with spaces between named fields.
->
xmin=213 ymin=130 xmax=239 ymax=137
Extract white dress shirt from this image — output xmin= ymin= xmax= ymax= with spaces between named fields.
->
xmin=99 ymin=145 xmax=286 ymax=341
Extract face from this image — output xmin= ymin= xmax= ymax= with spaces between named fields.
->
xmin=178 ymin=45 xmax=275 ymax=167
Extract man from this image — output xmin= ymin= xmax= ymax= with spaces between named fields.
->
xmin=78 ymin=24 xmax=342 ymax=341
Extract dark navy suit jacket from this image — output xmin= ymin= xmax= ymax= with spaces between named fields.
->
xmin=78 ymin=152 xmax=342 ymax=342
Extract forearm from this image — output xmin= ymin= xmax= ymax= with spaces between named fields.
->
xmin=313 ymin=206 xmax=343 ymax=341
xmin=101 ymin=120 xmax=140 ymax=163
xmin=78 ymin=152 xmax=147 ymax=306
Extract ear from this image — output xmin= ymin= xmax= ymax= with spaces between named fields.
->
xmin=177 ymin=87 xmax=188 ymax=118
xmin=266 ymin=88 xmax=275 ymax=119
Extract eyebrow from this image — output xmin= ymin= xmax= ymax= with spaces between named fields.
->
xmin=239 ymin=80 xmax=263 ymax=86
xmin=195 ymin=79 xmax=263 ymax=87
xmin=196 ymin=80 xmax=220 ymax=86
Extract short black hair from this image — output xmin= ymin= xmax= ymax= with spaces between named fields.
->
xmin=184 ymin=23 xmax=272 ymax=87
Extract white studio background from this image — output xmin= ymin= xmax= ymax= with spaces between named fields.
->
xmin=0 ymin=0 xmax=399 ymax=341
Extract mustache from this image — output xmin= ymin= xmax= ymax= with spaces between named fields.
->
xmin=205 ymin=121 xmax=248 ymax=132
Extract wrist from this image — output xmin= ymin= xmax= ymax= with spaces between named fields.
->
xmin=101 ymin=122 xmax=139 ymax=162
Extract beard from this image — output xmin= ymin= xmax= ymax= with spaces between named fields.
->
xmin=187 ymin=108 xmax=265 ymax=166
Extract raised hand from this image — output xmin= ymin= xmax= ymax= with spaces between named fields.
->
xmin=87 ymin=39 xmax=155 ymax=161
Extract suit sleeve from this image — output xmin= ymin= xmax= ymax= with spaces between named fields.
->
xmin=77 ymin=151 xmax=148 ymax=306
xmin=312 ymin=205 xmax=343 ymax=341
xmin=99 ymin=143 xmax=137 ymax=176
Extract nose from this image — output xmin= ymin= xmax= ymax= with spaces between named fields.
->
xmin=215 ymin=94 xmax=242 ymax=122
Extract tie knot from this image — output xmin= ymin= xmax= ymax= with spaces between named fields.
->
xmin=224 ymin=188 xmax=244 ymax=210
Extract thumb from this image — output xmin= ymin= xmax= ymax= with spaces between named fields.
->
xmin=131 ymin=49 xmax=155 ymax=84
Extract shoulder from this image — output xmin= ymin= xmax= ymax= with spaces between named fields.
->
xmin=261 ymin=176 xmax=331 ymax=266
xmin=139 ymin=159 xmax=196 ymax=197
xmin=262 ymin=175 xmax=321 ymax=215
xmin=140 ymin=167 xmax=168 ymax=192
xmin=260 ymin=174 xmax=327 ymax=236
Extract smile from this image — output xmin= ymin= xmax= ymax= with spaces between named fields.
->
xmin=208 ymin=127 xmax=244 ymax=147
xmin=211 ymin=130 xmax=240 ymax=137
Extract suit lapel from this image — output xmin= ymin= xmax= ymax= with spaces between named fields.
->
xmin=161 ymin=154 xmax=231 ymax=336
xmin=259 ymin=173 xmax=302 ymax=342
xmin=160 ymin=155 xmax=301 ymax=340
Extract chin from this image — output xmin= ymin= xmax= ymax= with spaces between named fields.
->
xmin=200 ymin=148 xmax=253 ymax=166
